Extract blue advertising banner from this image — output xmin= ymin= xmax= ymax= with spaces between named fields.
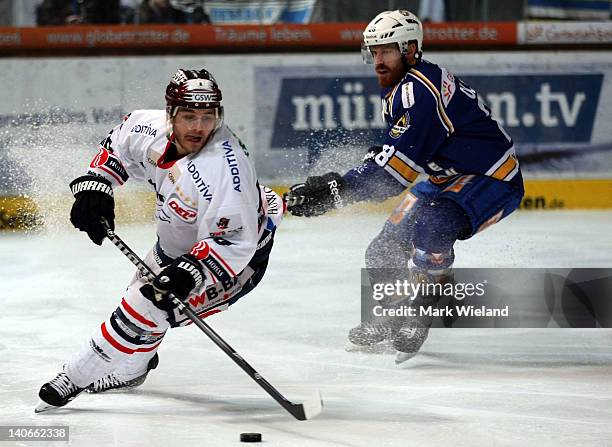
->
xmin=270 ymin=76 xmax=385 ymax=149
xmin=255 ymin=62 xmax=611 ymax=179
xmin=267 ymin=74 xmax=603 ymax=148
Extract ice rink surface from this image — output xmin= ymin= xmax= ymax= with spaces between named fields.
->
xmin=2 ymin=210 xmax=612 ymax=446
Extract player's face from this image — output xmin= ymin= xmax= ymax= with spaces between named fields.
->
xmin=370 ymin=44 xmax=404 ymax=88
xmin=172 ymin=108 xmax=218 ymax=154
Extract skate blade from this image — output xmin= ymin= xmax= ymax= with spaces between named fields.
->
xmin=345 ymin=341 xmax=395 ymax=354
xmin=34 ymin=401 xmax=59 ymax=413
xmin=395 ymin=351 xmax=418 ymax=365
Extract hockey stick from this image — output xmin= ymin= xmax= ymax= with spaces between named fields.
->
xmin=100 ymin=218 xmax=322 ymax=421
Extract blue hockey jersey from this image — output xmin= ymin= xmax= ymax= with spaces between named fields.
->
xmin=344 ymin=59 xmax=523 ymax=201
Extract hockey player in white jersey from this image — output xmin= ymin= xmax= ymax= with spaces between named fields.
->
xmin=36 ymin=69 xmax=284 ymax=412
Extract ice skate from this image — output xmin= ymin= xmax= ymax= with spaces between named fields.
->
xmin=86 ymin=353 xmax=159 ymax=394
xmin=346 ymin=316 xmax=406 ymax=351
xmin=35 ymin=371 xmax=84 ymax=413
xmin=393 ymin=319 xmax=430 ymax=364
xmin=392 ymin=264 xmax=453 ymax=364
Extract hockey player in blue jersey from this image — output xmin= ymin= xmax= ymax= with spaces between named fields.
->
xmin=284 ymin=10 xmax=524 ymax=364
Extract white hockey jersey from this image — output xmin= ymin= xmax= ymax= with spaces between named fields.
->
xmin=86 ymin=109 xmax=277 ymax=287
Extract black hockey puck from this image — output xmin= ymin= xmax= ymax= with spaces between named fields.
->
xmin=240 ymin=432 xmax=262 ymax=442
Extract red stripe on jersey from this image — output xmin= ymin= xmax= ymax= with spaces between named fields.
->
xmin=209 ymin=247 xmax=237 ymax=276
xmin=184 ymin=308 xmax=222 ymax=325
xmin=96 ymin=165 xmax=125 ymax=185
xmin=101 ymin=322 xmax=163 ymax=354
xmin=137 ymin=342 xmax=161 ymax=352
xmin=101 ymin=322 xmax=133 ymax=354
xmin=121 ymin=298 xmax=157 ymax=328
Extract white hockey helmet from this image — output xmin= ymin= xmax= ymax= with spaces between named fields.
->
xmin=362 ymin=10 xmax=423 ymax=64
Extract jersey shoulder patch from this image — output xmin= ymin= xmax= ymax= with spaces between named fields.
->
xmin=440 ymin=67 xmax=456 ymax=108
xmin=401 ymin=81 xmax=415 ymax=109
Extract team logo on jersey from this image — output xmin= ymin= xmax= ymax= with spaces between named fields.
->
xmin=441 ymin=68 xmax=456 ymax=108
xmin=90 ymin=147 xmax=129 ymax=184
xmin=389 ymin=113 xmax=410 ymax=139
xmin=206 ymin=213 xmax=243 ymax=237
xmin=190 ymin=240 xmax=211 ymax=260
xmin=216 ymin=217 xmax=230 ymax=229
xmin=167 ymin=195 xmax=197 ymax=223
xmin=90 ymin=147 xmax=110 ymax=167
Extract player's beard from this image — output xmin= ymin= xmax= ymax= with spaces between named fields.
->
xmin=375 ymin=62 xmax=405 ymax=88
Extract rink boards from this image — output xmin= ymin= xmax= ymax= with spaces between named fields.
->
xmin=2 ymin=177 xmax=611 ymax=230
xmin=1 ymin=51 xmax=611 ymax=227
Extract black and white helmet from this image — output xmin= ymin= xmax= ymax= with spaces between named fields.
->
xmin=361 ymin=10 xmax=423 ymax=64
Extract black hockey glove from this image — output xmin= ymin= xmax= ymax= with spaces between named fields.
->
xmin=141 ymin=254 xmax=205 ymax=312
xmin=284 ymin=172 xmax=345 ymax=217
xmin=69 ymin=175 xmax=115 ymax=246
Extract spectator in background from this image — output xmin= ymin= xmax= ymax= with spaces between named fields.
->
xmin=36 ymin=0 xmax=82 ymax=25
xmin=120 ymin=0 xmax=138 ymax=23
xmin=137 ymin=0 xmax=210 ymax=24
xmin=79 ymin=0 xmax=120 ymax=24
xmin=0 ymin=0 xmax=11 ymax=26
xmin=170 ymin=0 xmax=210 ymax=23
xmin=419 ymin=0 xmax=445 ymax=22
xmin=138 ymin=0 xmax=188 ymax=23
xmin=37 ymin=0 xmax=121 ymax=25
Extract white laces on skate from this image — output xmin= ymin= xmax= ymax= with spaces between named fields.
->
xmin=91 ymin=373 xmax=123 ymax=392
xmin=48 ymin=372 xmax=79 ymax=398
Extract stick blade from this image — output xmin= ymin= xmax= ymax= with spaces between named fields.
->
xmin=299 ymin=390 xmax=323 ymax=420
